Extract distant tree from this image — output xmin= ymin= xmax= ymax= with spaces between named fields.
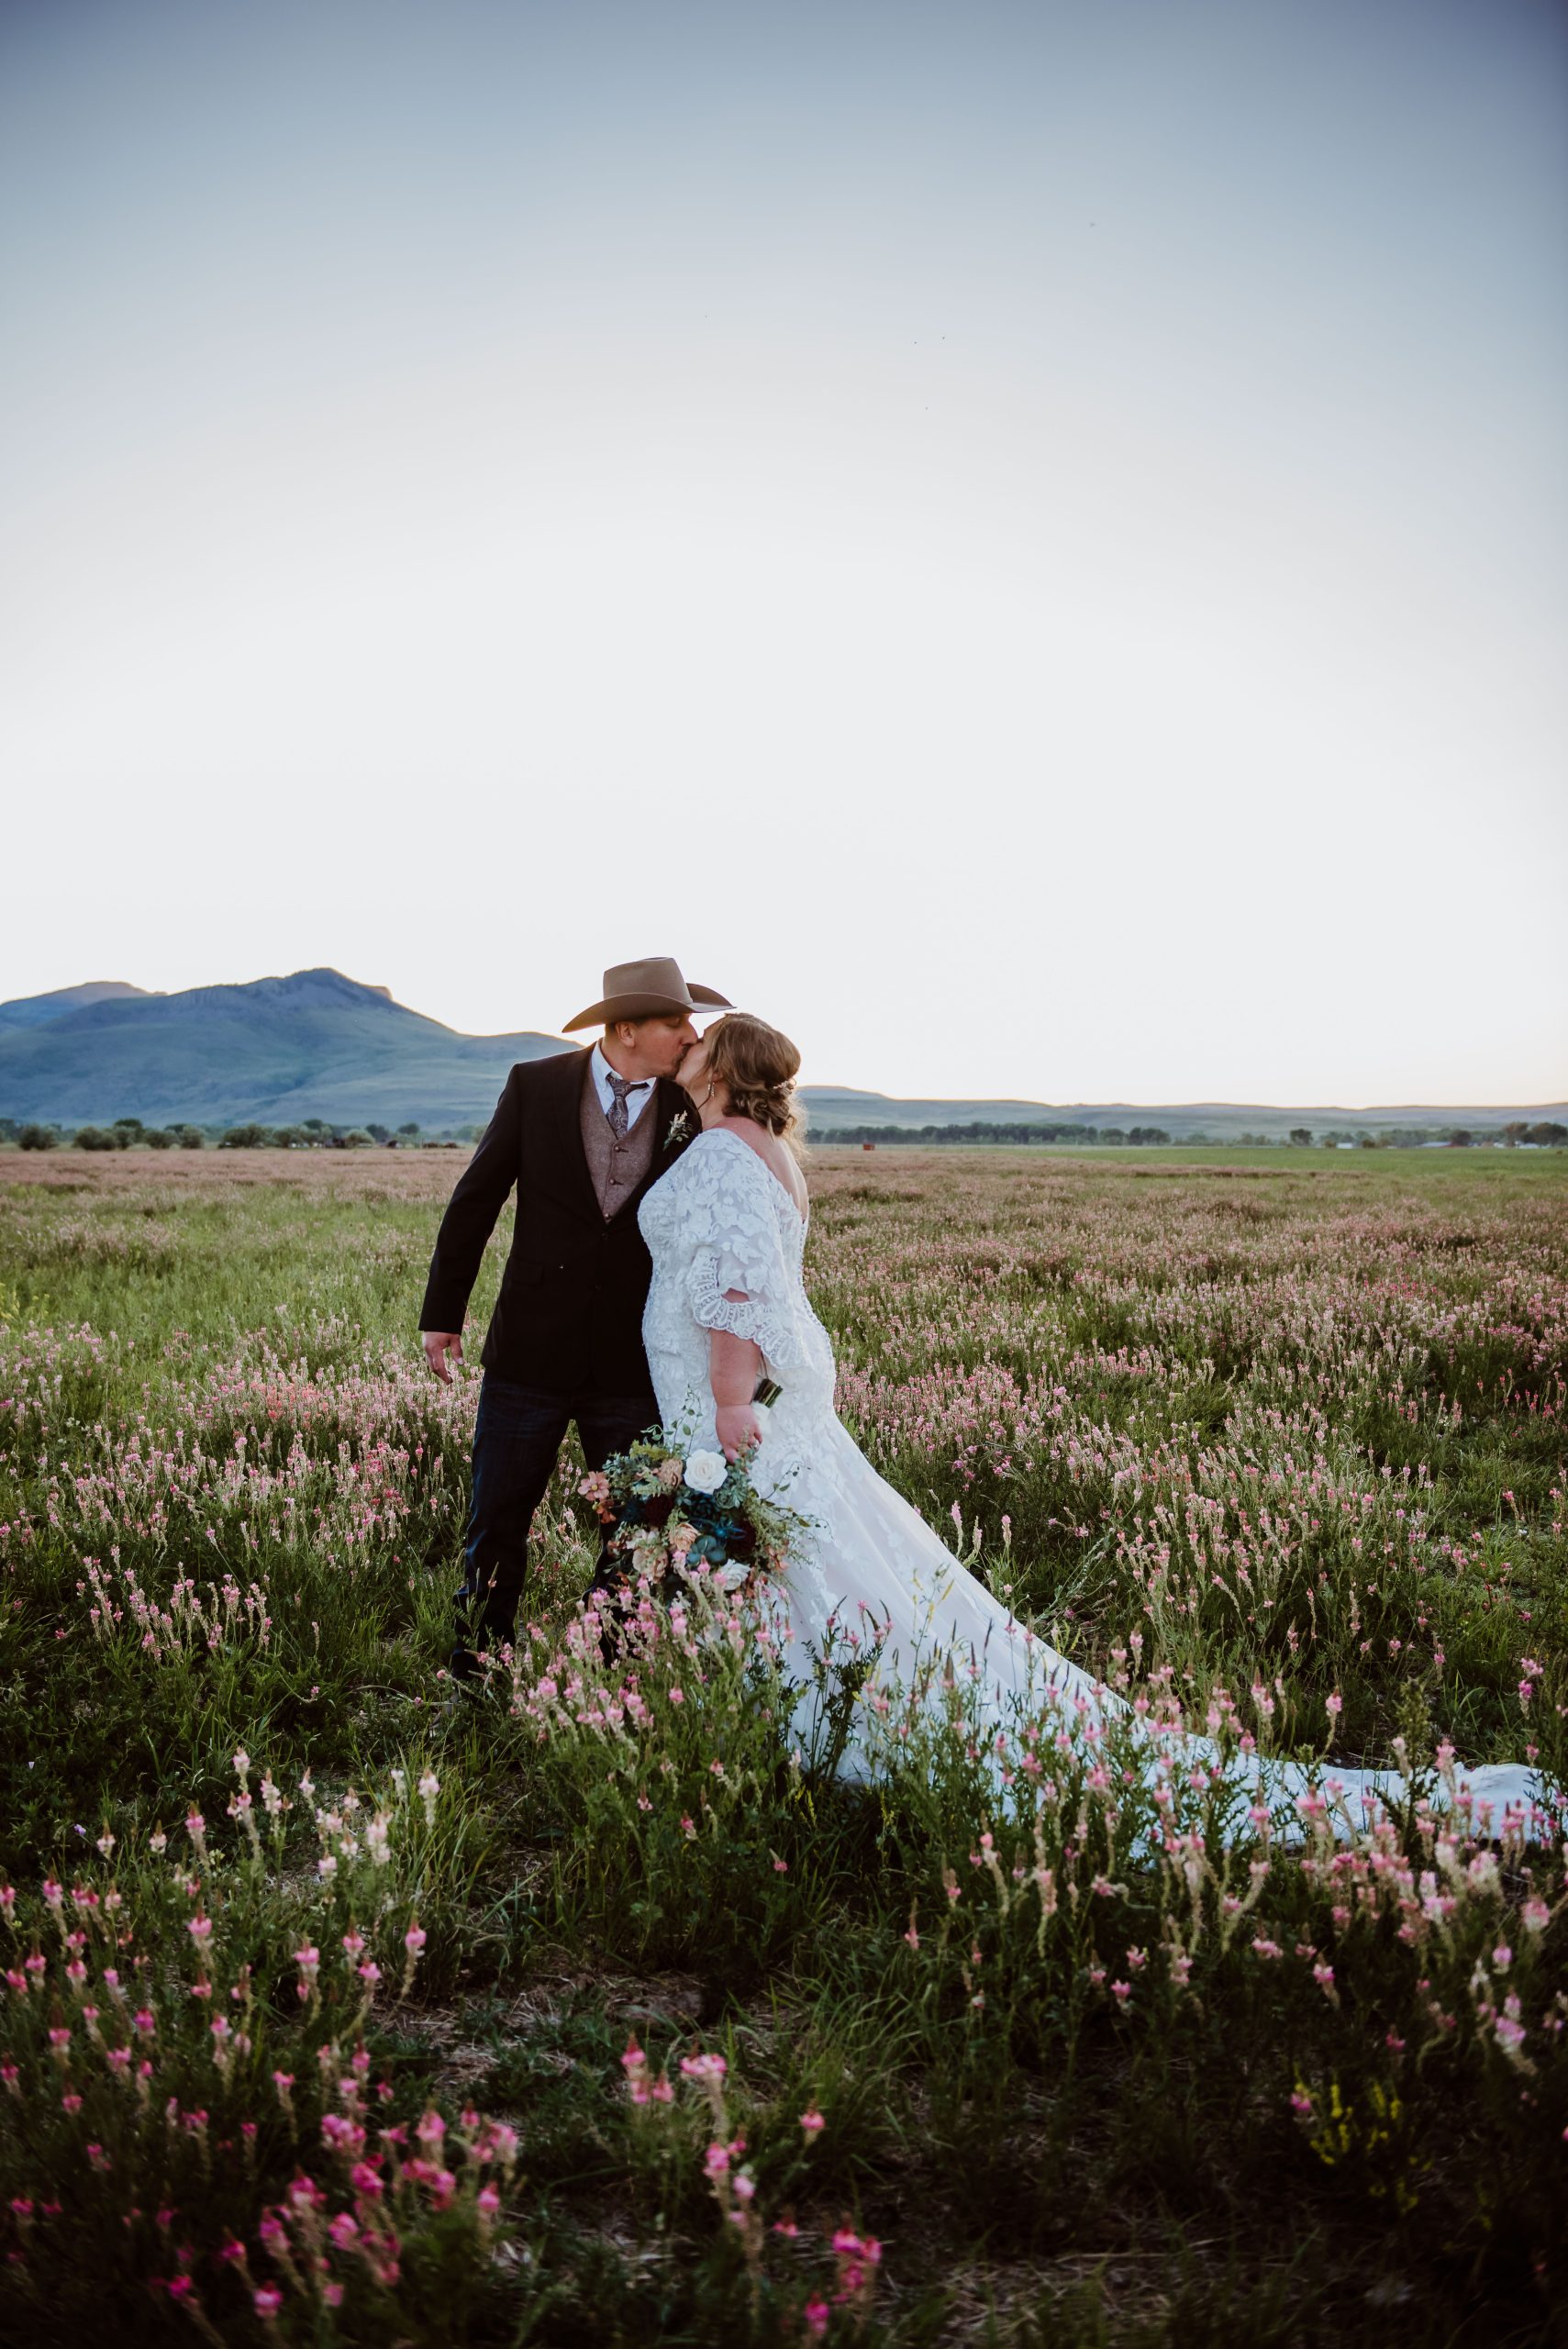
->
xmin=366 ymin=1123 xmax=392 ymax=1145
xmin=397 ymin=1122 xmax=419 ymax=1137
xmin=1288 ymin=1128 xmax=1312 ymax=1147
xmin=342 ymin=1130 xmax=374 ymax=1148
xmin=1502 ymin=1122 xmax=1529 ymax=1146
xmin=112 ymin=1118 xmax=144 ymax=1137
xmin=173 ymin=1126 xmax=206 ymax=1151
xmin=219 ymin=1124 xmax=271 ymax=1150
xmin=144 ymin=1128 xmax=175 ymax=1150
xmin=73 ymin=1126 xmax=118 ymax=1151
xmin=1098 ymin=1128 xmax=1127 ymax=1145
xmin=301 ymin=1119 xmax=328 ymax=1134
xmin=1127 ymin=1127 xmax=1171 ymax=1146
xmin=17 ymin=1124 xmax=58 ymax=1152
xmin=1446 ymin=1130 xmax=1473 ymax=1149
xmin=1528 ymin=1121 xmax=1568 ymax=1147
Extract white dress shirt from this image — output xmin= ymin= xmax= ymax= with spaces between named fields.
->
xmin=590 ymin=1041 xmax=655 ymax=1131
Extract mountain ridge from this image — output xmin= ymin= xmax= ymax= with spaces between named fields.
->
xmin=801 ymin=1086 xmax=1568 ymax=1127
xmin=0 ymin=980 xmax=157 ymax=1030
xmin=0 ymin=968 xmax=562 ymax=1126
xmin=1 ymin=972 xmax=1562 ymax=1135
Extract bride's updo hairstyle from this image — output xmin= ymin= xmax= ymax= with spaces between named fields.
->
xmin=704 ymin=1013 xmax=804 ymax=1153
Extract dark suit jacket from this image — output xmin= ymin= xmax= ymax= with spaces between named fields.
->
xmin=419 ymin=1050 xmax=697 ymax=1397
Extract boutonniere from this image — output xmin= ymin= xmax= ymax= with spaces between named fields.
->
xmin=662 ymin=1111 xmax=693 ymax=1153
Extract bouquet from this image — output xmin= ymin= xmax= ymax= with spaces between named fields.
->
xmin=579 ymin=1426 xmax=810 ymax=1595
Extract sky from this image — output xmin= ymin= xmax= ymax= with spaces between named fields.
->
xmin=3 ymin=0 xmax=1564 ymax=1106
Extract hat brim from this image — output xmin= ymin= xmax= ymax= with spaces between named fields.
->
xmin=562 ymin=983 xmax=733 ymax=1033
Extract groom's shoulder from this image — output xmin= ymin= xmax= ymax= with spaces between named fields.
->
xmin=512 ymin=1047 xmax=588 ymax=1095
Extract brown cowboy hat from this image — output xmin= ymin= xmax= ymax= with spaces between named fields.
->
xmin=562 ymin=955 xmax=734 ymax=1033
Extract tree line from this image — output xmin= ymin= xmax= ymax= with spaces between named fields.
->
xmin=813 ymin=1122 xmax=1173 ymax=1145
xmin=1 ymin=1118 xmax=470 ymax=1152
xmin=6 ymin=1114 xmax=1564 ymax=1155
xmin=813 ymin=1121 xmax=1568 ymax=1149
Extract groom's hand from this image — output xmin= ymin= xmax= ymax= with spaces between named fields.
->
xmin=423 ymin=1330 xmax=464 ymax=1385
xmin=716 ymin=1403 xmax=762 ymax=1463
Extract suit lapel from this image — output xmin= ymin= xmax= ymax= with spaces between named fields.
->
xmin=551 ymin=1049 xmax=602 ymax=1225
xmin=637 ymin=1079 xmax=695 ymax=1197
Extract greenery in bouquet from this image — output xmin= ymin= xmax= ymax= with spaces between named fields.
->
xmin=579 ymin=1425 xmax=812 ymax=1595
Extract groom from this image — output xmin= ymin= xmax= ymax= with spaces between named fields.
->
xmin=419 ymin=955 xmax=731 ymax=1675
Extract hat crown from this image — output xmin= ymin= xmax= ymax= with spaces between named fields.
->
xmin=601 ymin=956 xmax=687 ymax=999
xmin=561 ymin=956 xmax=734 ymax=1033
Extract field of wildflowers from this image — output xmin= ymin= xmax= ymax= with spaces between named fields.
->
xmin=0 ymin=1142 xmax=1563 ymax=2346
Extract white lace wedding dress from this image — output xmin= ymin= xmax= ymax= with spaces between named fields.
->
xmin=639 ymin=1129 xmax=1546 ymax=1842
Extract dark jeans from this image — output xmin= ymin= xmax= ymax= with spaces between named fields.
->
xmin=452 ymin=1373 xmax=658 ymax=1677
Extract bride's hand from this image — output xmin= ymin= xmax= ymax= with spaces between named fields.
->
xmin=716 ymin=1403 xmax=762 ymax=1464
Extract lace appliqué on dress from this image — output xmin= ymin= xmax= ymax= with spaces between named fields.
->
xmin=645 ymin=1129 xmax=823 ymax=1377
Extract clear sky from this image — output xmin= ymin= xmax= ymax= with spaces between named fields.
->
xmin=3 ymin=0 xmax=1564 ymax=1105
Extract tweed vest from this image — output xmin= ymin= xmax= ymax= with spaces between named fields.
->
xmin=580 ymin=1068 xmax=659 ymax=1222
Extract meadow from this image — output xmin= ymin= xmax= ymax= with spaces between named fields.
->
xmin=0 ymin=1143 xmax=1563 ymax=2347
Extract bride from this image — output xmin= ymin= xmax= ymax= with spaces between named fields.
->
xmin=637 ymin=1013 xmax=1547 ymax=1842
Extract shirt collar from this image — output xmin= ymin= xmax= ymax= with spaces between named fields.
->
xmin=592 ymin=1041 xmax=651 ymax=1099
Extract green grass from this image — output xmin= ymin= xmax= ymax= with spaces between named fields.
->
xmin=0 ymin=1145 xmax=1562 ymax=2345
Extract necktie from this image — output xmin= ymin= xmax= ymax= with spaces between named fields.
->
xmin=606 ymin=1073 xmax=647 ymax=1140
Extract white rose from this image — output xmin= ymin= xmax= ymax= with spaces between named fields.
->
xmin=683 ymin=1450 xmax=728 ymax=1495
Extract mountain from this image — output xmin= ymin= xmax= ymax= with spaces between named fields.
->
xmin=0 ymin=969 xmax=562 ymax=1127
xmin=0 ymin=980 xmax=157 ymax=1030
xmin=1 ymin=972 xmax=1561 ymax=1136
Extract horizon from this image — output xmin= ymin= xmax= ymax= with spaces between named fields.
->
xmin=3 ymin=1 xmax=1564 ymax=1100
xmin=2 ymin=966 xmax=1561 ymax=1119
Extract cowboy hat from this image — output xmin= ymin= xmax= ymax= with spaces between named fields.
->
xmin=562 ymin=956 xmax=734 ymax=1032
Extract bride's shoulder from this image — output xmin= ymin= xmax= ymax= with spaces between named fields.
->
xmin=673 ymin=1127 xmax=778 ymax=1200
xmin=679 ymin=1127 xmax=753 ymax=1179
xmin=663 ymin=1127 xmax=736 ymax=1185
xmin=700 ymin=1125 xmax=779 ymax=1175
xmin=705 ymin=1123 xmax=808 ymax=1217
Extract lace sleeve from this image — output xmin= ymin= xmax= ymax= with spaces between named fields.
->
xmin=676 ymin=1136 xmax=804 ymax=1371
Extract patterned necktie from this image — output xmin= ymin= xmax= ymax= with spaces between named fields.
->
xmin=606 ymin=1073 xmax=647 ymax=1140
